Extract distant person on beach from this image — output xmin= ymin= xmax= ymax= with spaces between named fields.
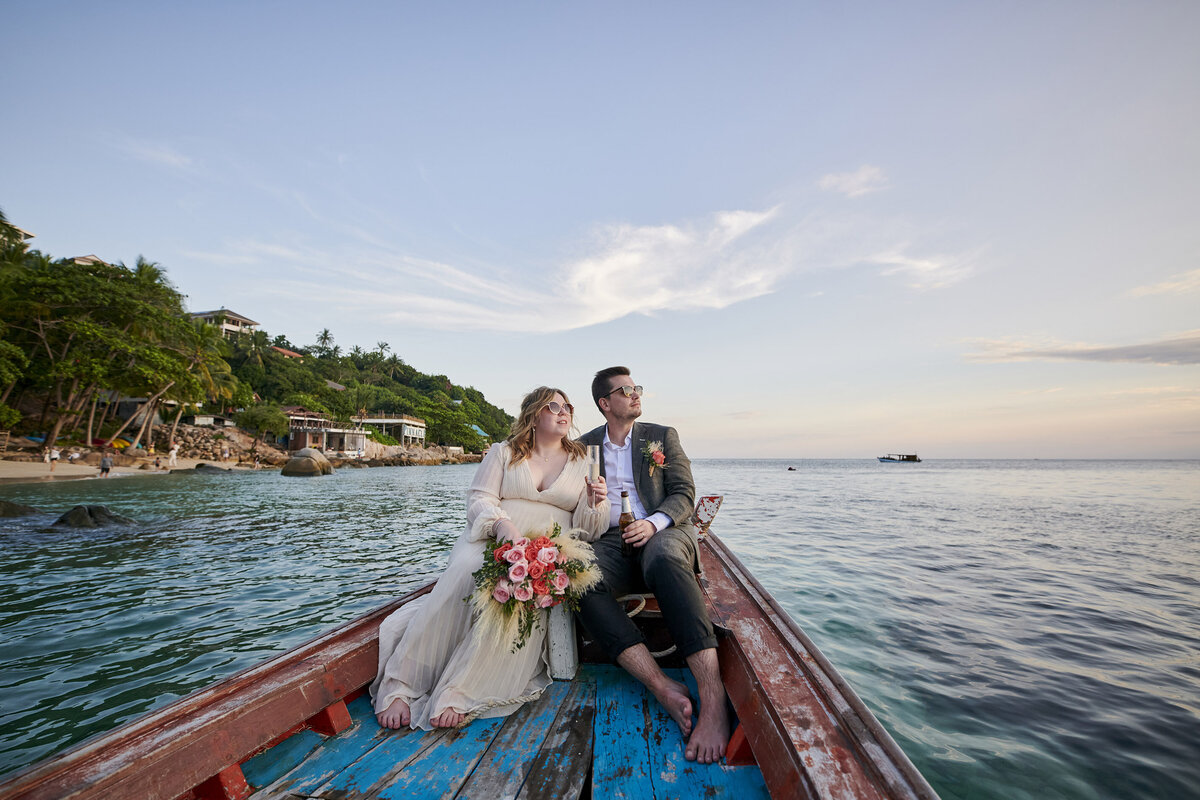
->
xmin=576 ymin=366 xmax=730 ymax=764
xmin=49 ymin=447 xmax=60 ymax=472
xmin=98 ymin=452 xmax=113 ymax=478
xmin=372 ymin=386 xmax=609 ymax=730
xmin=168 ymin=444 xmax=178 ymax=467
xmin=222 ymin=445 xmax=230 ymax=462
xmin=154 ymin=456 xmax=162 ymax=470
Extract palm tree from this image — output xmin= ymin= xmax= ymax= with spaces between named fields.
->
xmin=315 ymin=328 xmax=333 ymax=358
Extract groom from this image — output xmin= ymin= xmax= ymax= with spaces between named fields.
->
xmin=576 ymin=366 xmax=730 ymax=764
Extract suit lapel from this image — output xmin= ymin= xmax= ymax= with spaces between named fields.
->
xmin=631 ymin=422 xmax=649 ymax=502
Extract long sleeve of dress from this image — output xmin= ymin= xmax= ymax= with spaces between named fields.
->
xmin=465 ymin=443 xmax=511 ymax=542
xmin=570 ymin=482 xmax=610 ymax=542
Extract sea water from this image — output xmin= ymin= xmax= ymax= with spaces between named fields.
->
xmin=0 ymin=459 xmax=1197 ymax=799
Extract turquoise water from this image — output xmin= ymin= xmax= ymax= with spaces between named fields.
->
xmin=1 ymin=460 xmax=1198 ymax=799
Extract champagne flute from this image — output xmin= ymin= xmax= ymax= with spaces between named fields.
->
xmin=586 ymin=445 xmax=601 ymax=483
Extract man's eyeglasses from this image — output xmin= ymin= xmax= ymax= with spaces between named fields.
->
xmin=605 ymin=385 xmax=643 ymax=399
xmin=544 ymin=401 xmax=574 ymax=416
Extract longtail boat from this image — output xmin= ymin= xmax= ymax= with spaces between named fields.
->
xmin=0 ymin=505 xmax=940 ymax=800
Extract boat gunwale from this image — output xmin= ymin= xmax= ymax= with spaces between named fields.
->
xmin=0 ymin=583 xmax=434 ymax=800
xmin=702 ymin=532 xmax=940 ymax=800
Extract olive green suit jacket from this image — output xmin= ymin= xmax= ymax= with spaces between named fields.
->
xmin=579 ymin=421 xmax=698 ymax=549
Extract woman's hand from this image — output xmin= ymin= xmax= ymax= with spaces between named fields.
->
xmin=586 ymin=476 xmax=608 ymax=508
xmin=495 ymin=519 xmax=520 ymax=542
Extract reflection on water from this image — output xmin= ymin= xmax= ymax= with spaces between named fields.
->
xmin=2 ymin=459 xmax=1199 ymax=800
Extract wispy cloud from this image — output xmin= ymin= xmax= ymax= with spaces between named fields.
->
xmin=188 ymin=200 xmax=980 ymax=332
xmin=1129 ymin=268 xmax=1200 ymax=297
xmin=866 ymin=245 xmax=981 ymax=289
xmin=818 ymin=165 xmax=889 ymax=198
xmin=116 ymin=138 xmax=195 ymax=171
xmin=965 ymin=331 xmax=1200 ymax=366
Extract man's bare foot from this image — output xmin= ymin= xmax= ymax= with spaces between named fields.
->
xmin=432 ymin=708 xmax=465 ymax=728
xmin=684 ymin=700 xmax=730 ymax=764
xmin=650 ymin=678 xmax=694 ymax=740
xmin=376 ymin=698 xmax=410 ymax=729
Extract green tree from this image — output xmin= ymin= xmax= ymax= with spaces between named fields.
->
xmin=235 ymin=403 xmax=290 ymax=451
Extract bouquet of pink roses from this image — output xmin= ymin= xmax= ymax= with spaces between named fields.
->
xmin=468 ymin=522 xmax=600 ymax=652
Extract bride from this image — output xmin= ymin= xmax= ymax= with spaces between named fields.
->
xmin=372 ymin=386 xmax=609 ymax=729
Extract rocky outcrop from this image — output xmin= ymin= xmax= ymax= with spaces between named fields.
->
xmin=152 ymin=424 xmax=289 ymax=466
xmin=0 ymin=500 xmax=40 ymax=517
xmin=53 ymin=505 xmax=135 ymax=527
xmin=281 ymin=447 xmax=334 ymax=477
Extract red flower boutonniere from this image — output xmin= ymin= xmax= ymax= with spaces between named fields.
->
xmin=642 ymin=440 xmax=668 ymax=477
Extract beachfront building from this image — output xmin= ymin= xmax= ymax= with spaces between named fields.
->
xmin=359 ymin=414 xmax=426 ymax=445
xmin=190 ymin=308 xmax=260 ymax=339
xmin=281 ymin=406 xmax=367 ymax=455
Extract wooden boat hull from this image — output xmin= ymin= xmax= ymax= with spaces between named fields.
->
xmin=0 ymin=534 xmax=938 ymax=800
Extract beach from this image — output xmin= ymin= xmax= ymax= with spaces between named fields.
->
xmin=0 ymin=456 xmax=255 ymax=484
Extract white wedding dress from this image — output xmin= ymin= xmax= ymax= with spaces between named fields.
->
xmin=370 ymin=441 xmax=609 ymax=729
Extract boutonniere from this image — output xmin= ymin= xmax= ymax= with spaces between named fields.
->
xmin=641 ymin=441 xmax=668 ymax=476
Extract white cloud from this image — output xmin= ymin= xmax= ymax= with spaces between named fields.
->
xmin=1129 ymin=268 xmax=1200 ymax=296
xmin=965 ymin=331 xmax=1200 ymax=366
xmin=818 ymin=165 xmax=889 ymax=197
xmin=867 ymin=245 xmax=981 ymax=289
xmin=191 ymin=201 xmax=979 ymax=332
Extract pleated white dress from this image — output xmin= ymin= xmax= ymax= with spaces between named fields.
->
xmin=370 ymin=441 xmax=609 ymax=729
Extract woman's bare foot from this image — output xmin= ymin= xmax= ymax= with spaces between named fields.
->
xmin=376 ymin=698 xmax=411 ymax=729
xmin=650 ymin=678 xmax=694 ymax=740
xmin=432 ymin=708 xmax=465 ymax=728
xmin=684 ymin=699 xmax=730 ymax=764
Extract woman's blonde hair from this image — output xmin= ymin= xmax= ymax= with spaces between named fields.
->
xmin=507 ymin=386 xmax=586 ymax=464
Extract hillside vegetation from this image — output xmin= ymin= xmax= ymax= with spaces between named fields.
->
xmin=0 ymin=211 xmax=511 ymax=451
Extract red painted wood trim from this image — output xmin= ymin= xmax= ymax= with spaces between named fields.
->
xmin=700 ymin=534 xmax=939 ymax=800
xmin=305 ymin=699 xmax=352 ymax=737
xmin=192 ymin=765 xmax=250 ymax=800
xmin=0 ymin=584 xmax=434 ymax=800
xmin=724 ymin=724 xmax=756 ymax=766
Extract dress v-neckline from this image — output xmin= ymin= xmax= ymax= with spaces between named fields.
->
xmin=525 ymin=458 xmax=568 ymax=493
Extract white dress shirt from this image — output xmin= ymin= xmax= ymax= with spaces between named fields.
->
xmin=603 ymin=428 xmax=672 ymax=532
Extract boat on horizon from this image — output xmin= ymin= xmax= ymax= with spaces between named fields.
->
xmin=0 ymin=518 xmax=939 ymax=800
xmin=877 ymin=454 xmax=922 ymax=463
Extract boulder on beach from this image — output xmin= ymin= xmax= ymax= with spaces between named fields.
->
xmin=53 ymin=505 xmax=135 ymax=528
xmin=193 ymin=463 xmax=231 ymax=473
xmin=281 ymin=448 xmax=334 ymax=477
xmin=0 ymin=500 xmax=40 ymax=517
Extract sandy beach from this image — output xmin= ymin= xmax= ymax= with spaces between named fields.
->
xmin=0 ymin=457 xmax=253 ymax=484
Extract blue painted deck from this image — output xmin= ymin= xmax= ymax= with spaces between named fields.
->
xmin=242 ymin=664 xmax=768 ymax=799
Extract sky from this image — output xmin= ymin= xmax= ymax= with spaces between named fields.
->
xmin=4 ymin=2 xmax=1198 ymax=458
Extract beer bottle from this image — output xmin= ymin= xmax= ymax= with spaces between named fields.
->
xmin=619 ymin=490 xmax=636 ymax=557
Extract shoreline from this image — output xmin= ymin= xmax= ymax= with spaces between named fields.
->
xmin=0 ymin=457 xmax=250 ymax=486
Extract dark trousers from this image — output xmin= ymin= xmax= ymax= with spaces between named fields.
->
xmin=576 ymin=526 xmax=717 ymax=661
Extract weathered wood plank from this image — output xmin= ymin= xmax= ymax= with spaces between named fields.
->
xmin=366 ymin=719 xmax=506 ymax=800
xmin=239 ymin=728 xmax=325 ymax=791
xmin=590 ymin=665 xmax=656 ymax=800
xmin=451 ymin=681 xmax=572 ymax=800
xmin=641 ymin=669 xmax=769 ymax=799
xmin=281 ymin=724 xmax=451 ymax=800
xmin=248 ymin=699 xmax=414 ymax=800
xmin=515 ymin=677 xmax=596 ymax=800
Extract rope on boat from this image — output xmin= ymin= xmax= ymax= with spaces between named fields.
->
xmin=616 ymin=593 xmax=677 ymax=659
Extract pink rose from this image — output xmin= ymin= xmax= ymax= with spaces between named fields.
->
xmin=492 ymin=579 xmax=512 ymax=604
xmin=537 ymin=546 xmax=559 ymax=565
xmin=513 ymin=583 xmax=533 ymax=602
xmin=508 ymin=562 xmax=528 ymax=582
xmin=551 ymin=571 xmax=570 ymax=593
xmin=536 ymin=594 xmax=554 ymax=608
xmin=652 ymin=450 xmax=665 ymax=465
xmin=503 ymin=547 xmax=526 ymax=565
xmin=511 ymin=536 xmax=530 ymax=549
